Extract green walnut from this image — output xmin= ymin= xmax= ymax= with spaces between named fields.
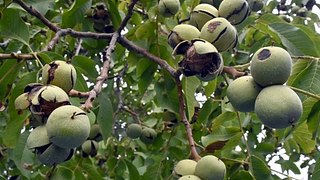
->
xmin=81 ymin=140 xmax=99 ymax=157
xmin=30 ymin=85 xmax=70 ymax=117
xmin=297 ymin=7 xmax=308 ymax=17
xmin=174 ymin=39 xmax=223 ymax=81
xmin=26 ymin=125 xmax=50 ymax=150
xmin=140 ymin=127 xmax=157 ymax=144
xmin=255 ymin=85 xmax=303 ymax=129
xmin=227 ymin=76 xmax=262 ymax=112
xmin=219 ymin=0 xmax=250 ymax=25
xmin=46 ymin=105 xmax=90 ymax=149
xmin=168 ymin=24 xmax=200 ymax=48
xmin=178 ymin=175 xmax=201 ymax=180
xmin=163 ymin=110 xmax=178 ymax=128
xmin=37 ymin=144 xmax=73 ymax=166
xmin=14 ymin=93 xmax=30 ymax=112
xmin=194 ymin=155 xmax=226 ymax=180
xmin=173 ymin=159 xmax=197 ymax=177
xmin=42 ymin=60 xmax=77 ymax=93
xmin=189 ymin=4 xmax=219 ymax=30
xmin=158 ymin=0 xmax=180 ymax=17
xmin=200 ymin=0 xmax=223 ymax=8
xmin=250 ymin=46 xmax=292 ymax=87
xmin=89 ymin=124 xmax=103 ymax=141
xmin=279 ymin=14 xmax=291 ymax=23
xmin=250 ymin=0 xmax=264 ymax=12
xmin=200 ymin=17 xmax=238 ymax=52
xmin=291 ymin=5 xmax=300 ymax=14
xmin=126 ymin=123 xmax=143 ymax=139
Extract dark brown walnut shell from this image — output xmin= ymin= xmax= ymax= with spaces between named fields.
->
xmin=174 ymin=39 xmax=223 ymax=81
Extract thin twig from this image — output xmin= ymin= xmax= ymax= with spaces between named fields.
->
xmin=292 ymin=56 xmax=320 ymax=61
xmin=0 ymin=53 xmax=36 ymax=60
xmin=223 ymin=66 xmax=247 ymax=79
xmin=289 ymin=86 xmax=320 ymax=100
xmin=68 ymin=89 xmax=90 ymax=98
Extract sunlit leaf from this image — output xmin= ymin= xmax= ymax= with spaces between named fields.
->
xmin=292 ymin=122 xmax=316 ymax=154
xmin=182 ymin=76 xmax=200 ymax=119
xmin=287 ymin=58 xmax=320 ymax=98
xmin=269 ymin=23 xmax=319 ymax=56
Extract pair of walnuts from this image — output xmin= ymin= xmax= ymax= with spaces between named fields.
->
xmin=173 ymin=155 xmax=226 ymax=180
xmin=15 ymin=60 xmax=93 ymax=166
xmin=162 ymin=0 xmax=251 ymax=81
xmin=126 ymin=123 xmax=158 ymax=144
xmin=227 ymin=46 xmax=303 ymax=129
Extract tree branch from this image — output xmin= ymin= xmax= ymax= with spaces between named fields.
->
xmin=176 ymin=76 xmax=201 ymax=161
xmin=0 ymin=53 xmax=36 ymax=60
xmin=118 ymin=37 xmax=177 ymax=77
xmin=81 ymin=0 xmax=139 ymax=111
xmin=14 ymin=0 xmax=60 ymax=32
xmin=68 ymin=89 xmax=90 ymax=98
xmin=14 ymin=0 xmax=113 ymax=50
xmin=223 ymin=66 xmax=247 ymax=79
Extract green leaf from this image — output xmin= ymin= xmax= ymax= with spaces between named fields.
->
xmin=72 ymin=55 xmax=99 ymax=81
xmin=23 ymin=0 xmax=54 ymax=15
xmin=3 ymin=71 xmax=37 ymax=147
xmin=197 ymin=98 xmax=215 ymax=124
xmin=211 ymin=111 xmax=237 ymax=132
xmin=135 ymin=21 xmax=157 ymax=39
xmin=105 ymin=0 xmax=121 ymax=29
xmin=312 ymin=156 xmax=320 ymax=180
xmin=0 ymin=8 xmax=29 ymax=45
xmin=250 ymin=155 xmax=273 ymax=180
xmin=73 ymin=68 xmax=89 ymax=92
xmin=204 ymin=79 xmax=218 ymax=97
xmin=154 ymin=78 xmax=179 ymax=114
xmin=269 ymin=23 xmax=319 ymax=56
xmin=276 ymin=158 xmax=300 ymax=174
xmin=82 ymin=160 xmax=103 ymax=179
xmin=287 ymin=59 xmax=320 ymax=97
xmin=201 ymin=126 xmax=241 ymax=147
xmin=292 ymin=122 xmax=316 ymax=154
xmin=0 ymin=60 xmax=25 ymax=100
xmin=125 ymin=159 xmax=141 ymax=180
xmin=182 ymin=76 xmax=200 ymax=119
xmin=137 ymin=59 xmax=157 ymax=94
xmin=61 ymin=0 xmax=92 ymax=28
xmin=306 ymin=100 xmax=320 ymax=137
xmin=230 ymin=170 xmax=255 ymax=180
xmin=8 ymin=131 xmax=32 ymax=178
xmin=37 ymin=51 xmax=65 ymax=64
xmin=97 ymin=91 xmax=114 ymax=139
xmin=51 ymin=166 xmax=74 ymax=180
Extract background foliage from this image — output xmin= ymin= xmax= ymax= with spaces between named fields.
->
xmin=0 ymin=0 xmax=320 ymax=179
